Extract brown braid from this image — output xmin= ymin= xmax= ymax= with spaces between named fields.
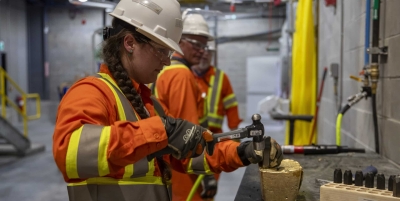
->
xmin=102 ymin=18 xmax=149 ymax=119
xmin=102 ymin=18 xmax=171 ymax=184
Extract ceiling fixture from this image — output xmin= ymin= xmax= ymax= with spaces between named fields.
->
xmin=69 ymin=0 xmax=116 ymax=9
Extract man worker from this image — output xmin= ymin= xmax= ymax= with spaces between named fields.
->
xmin=192 ymin=41 xmax=242 ymax=134
xmin=190 ymin=41 xmax=243 ymax=200
xmin=152 ymin=13 xmax=217 ymax=201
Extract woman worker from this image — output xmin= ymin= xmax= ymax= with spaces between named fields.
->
xmin=52 ymin=0 xmax=283 ymax=200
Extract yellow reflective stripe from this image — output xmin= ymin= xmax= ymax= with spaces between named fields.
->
xmin=187 ymin=158 xmax=194 ymax=174
xmin=214 ymin=71 xmax=224 ymax=112
xmin=207 ymin=75 xmax=214 ymax=114
xmin=155 ymin=65 xmax=188 ymax=98
xmin=209 ymin=113 xmax=223 ymax=119
xmin=186 ymin=152 xmax=213 ymax=175
xmin=97 ymin=78 xmax=127 ymax=121
xmin=154 ymin=88 xmax=159 ymax=98
xmin=66 ymin=126 xmax=83 ymax=179
xmin=208 ymin=122 xmax=222 ymax=128
xmin=98 ymin=126 xmax=111 ymax=176
xmin=199 ymin=116 xmax=208 ymax=124
xmin=146 ymin=159 xmax=155 ymax=177
xmin=208 ymin=114 xmax=223 ymax=128
xmin=208 ymin=69 xmax=224 ymax=116
xmin=123 ymin=165 xmax=134 ymax=178
xmin=96 ymin=73 xmax=156 ymax=180
xmin=223 ymin=93 xmax=238 ymax=109
xmin=223 ymin=93 xmax=235 ymax=103
xmin=203 ymin=154 xmax=212 ymax=174
xmin=158 ymin=65 xmax=188 ymax=77
xmin=67 ymin=176 xmax=164 ymax=186
xmin=97 ymin=73 xmax=122 ymax=94
xmin=225 ymin=101 xmax=238 ymax=109
xmin=97 ymin=73 xmax=139 ymax=179
xmin=150 ymin=82 xmax=159 ymax=98
xmin=97 ymin=73 xmax=140 ymax=121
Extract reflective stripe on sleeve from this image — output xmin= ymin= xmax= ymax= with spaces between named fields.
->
xmin=66 ymin=124 xmax=111 ymax=179
xmin=223 ymin=93 xmax=238 ymax=109
xmin=186 ymin=151 xmax=213 ymax=175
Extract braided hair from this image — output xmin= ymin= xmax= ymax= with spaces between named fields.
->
xmin=102 ymin=18 xmax=150 ymax=119
xmin=102 ymin=18 xmax=171 ymax=184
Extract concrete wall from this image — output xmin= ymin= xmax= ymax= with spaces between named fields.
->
xmin=317 ymin=0 xmax=400 ymax=165
xmin=0 ymin=0 xmax=28 ymax=94
xmin=213 ymin=16 xmax=282 ymax=120
xmin=47 ymin=7 xmax=104 ymax=101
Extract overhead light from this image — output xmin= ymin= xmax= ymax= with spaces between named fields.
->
xmin=69 ymin=0 xmax=116 ymax=9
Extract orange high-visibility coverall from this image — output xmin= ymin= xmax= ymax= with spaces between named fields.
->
xmin=171 ymin=66 xmax=243 ymax=200
xmin=193 ymin=66 xmax=242 ymax=134
xmin=153 ymin=56 xmax=206 ymax=126
xmin=53 ymin=64 xmax=243 ymax=186
xmin=155 ymin=56 xmax=231 ymax=201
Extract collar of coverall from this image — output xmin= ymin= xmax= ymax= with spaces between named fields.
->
xmin=99 ymin=63 xmax=151 ymax=96
xmin=193 ymin=65 xmax=213 ymax=77
xmin=171 ymin=53 xmax=192 ymax=68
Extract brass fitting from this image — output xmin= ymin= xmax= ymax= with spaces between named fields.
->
xmin=369 ymin=63 xmax=379 ymax=94
xmin=360 ymin=68 xmax=370 ymax=88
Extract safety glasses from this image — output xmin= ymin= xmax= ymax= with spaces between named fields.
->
xmin=182 ymin=38 xmax=208 ymax=51
xmin=147 ymin=41 xmax=174 ymax=62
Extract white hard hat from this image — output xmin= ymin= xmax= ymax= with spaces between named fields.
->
xmin=109 ymin=0 xmax=183 ymax=55
xmin=182 ymin=14 xmax=214 ymax=41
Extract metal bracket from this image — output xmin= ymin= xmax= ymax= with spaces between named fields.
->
xmin=367 ymin=46 xmax=388 ymax=55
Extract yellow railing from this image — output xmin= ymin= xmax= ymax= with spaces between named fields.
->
xmin=0 ymin=67 xmax=41 ymax=137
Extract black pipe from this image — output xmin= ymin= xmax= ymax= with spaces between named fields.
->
xmin=371 ymin=0 xmax=380 ymax=63
xmin=340 ymin=104 xmax=351 ymax=115
xmin=372 ymin=94 xmax=379 ymax=153
xmin=371 ymin=0 xmax=380 ymax=154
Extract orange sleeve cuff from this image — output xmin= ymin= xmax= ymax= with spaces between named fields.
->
xmin=108 ymin=116 xmax=168 ymax=167
xmin=206 ymin=140 xmax=244 ymax=173
xmin=139 ymin=116 xmax=168 ymax=146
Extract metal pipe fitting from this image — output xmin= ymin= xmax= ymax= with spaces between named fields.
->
xmin=369 ymin=63 xmax=379 ymax=94
xmin=348 ymin=92 xmax=368 ymax=106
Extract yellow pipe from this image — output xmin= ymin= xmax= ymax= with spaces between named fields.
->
xmin=336 ymin=113 xmax=343 ymax=146
xmin=186 ymin=174 xmax=205 ymax=201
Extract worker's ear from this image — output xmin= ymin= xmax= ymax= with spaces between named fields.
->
xmin=123 ymin=34 xmax=135 ymax=53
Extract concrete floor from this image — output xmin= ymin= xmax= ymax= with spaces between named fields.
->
xmin=0 ymin=109 xmax=285 ymax=201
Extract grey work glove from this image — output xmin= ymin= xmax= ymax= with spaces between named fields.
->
xmin=200 ymin=175 xmax=218 ymax=200
xmin=149 ymin=116 xmax=208 ymax=160
xmin=237 ymin=136 xmax=283 ymax=168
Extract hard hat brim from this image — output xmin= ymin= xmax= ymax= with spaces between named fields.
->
xmin=182 ymin=31 xmax=214 ymax=41
xmin=110 ymin=14 xmax=184 ymax=55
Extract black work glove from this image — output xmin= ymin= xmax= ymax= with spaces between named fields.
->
xmin=200 ymin=175 xmax=218 ymax=200
xmin=150 ymin=116 xmax=208 ymax=160
xmin=237 ymin=136 xmax=283 ymax=168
